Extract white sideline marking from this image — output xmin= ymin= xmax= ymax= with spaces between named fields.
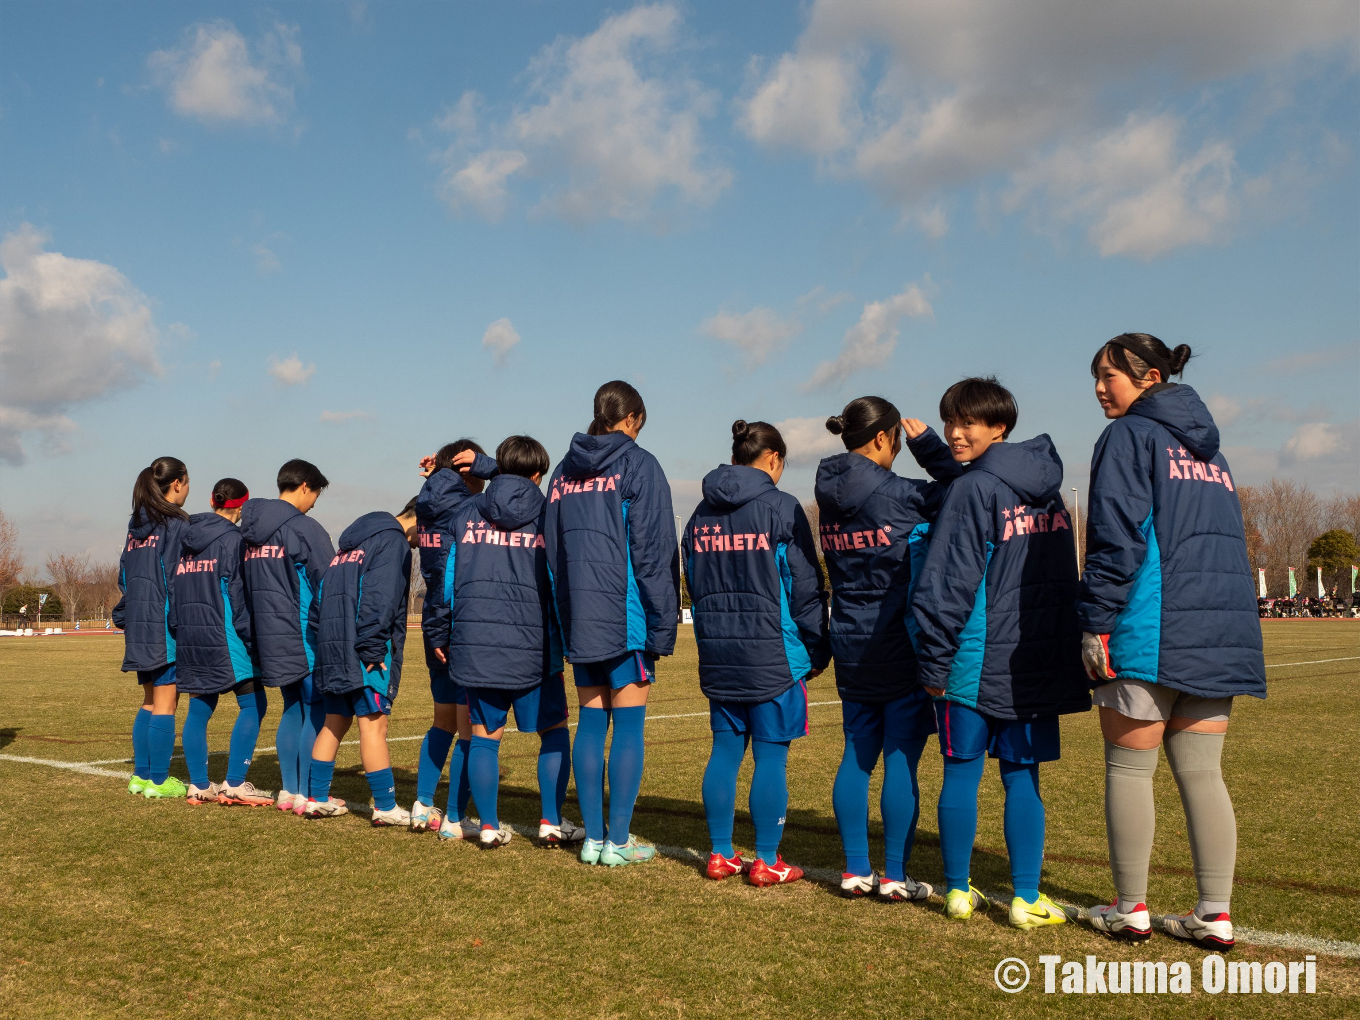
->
xmin=0 ymin=754 xmax=136 ymax=779
xmin=1265 ymin=655 xmax=1360 ymax=668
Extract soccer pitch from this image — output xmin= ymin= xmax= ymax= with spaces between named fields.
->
xmin=2 ymin=622 xmax=1357 ymax=1019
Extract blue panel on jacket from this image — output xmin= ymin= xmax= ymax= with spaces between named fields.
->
xmin=172 ymin=513 xmax=256 ymax=694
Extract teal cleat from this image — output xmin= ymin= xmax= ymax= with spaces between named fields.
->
xmin=141 ymin=776 xmax=188 ymax=799
xmin=579 ymin=838 xmax=605 ymax=865
xmin=599 ymin=836 xmax=657 ymax=867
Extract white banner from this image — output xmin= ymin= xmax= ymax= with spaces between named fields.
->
xmin=1317 ymin=566 xmax=1325 ymax=598
xmin=1258 ymin=568 xmax=1267 ymax=598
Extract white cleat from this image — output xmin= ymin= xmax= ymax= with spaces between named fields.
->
xmin=303 ymin=796 xmax=349 ymax=818
xmin=410 ymin=800 xmax=442 ymax=833
xmin=371 ymin=805 xmax=412 ymax=828
xmin=840 ymin=872 xmax=880 ymax=898
xmin=1085 ymin=901 xmax=1153 ymax=942
xmin=1162 ymin=909 xmax=1234 ymax=951
xmin=878 ymin=875 xmax=934 ymax=903
xmin=275 ymin=791 xmax=301 ymax=813
xmin=538 ymin=818 xmax=588 ymax=847
xmin=479 ymin=823 xmax=513 ymax=848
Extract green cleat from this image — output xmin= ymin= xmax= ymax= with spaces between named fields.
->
xmin=945 ymin=883 xmax=989 ymax=920
xmin=1010 ymin=892 xmax=1068 ymax=930
xmin=127 ymin=776 xmax=149 ymax=796
xmin=141 ymin=776 xmax=188 ymax=799
xmin=599 ymin=836 xmax=657 ymax=867
xmin=579 ymin=838 xmax=604 ymax=865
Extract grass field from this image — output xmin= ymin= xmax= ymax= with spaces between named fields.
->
xmin=2 ymin=621 xmax=1358 ymax=1019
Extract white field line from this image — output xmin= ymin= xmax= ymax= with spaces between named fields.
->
xmin=1265 ymin=655 xmax=1360 ymax=667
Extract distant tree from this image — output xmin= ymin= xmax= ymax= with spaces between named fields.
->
xmin=46 ymin=553 xmax=93 ymax=623
xmin=408 ymin=556 xmax=425 ymax=617
xmin=1308 ymin=529 xmax=1360 ymax=593
xmin=0 ymin=507 xmax=22 ymax=602
xmin=2 ymin=585 xmax=63 ymax=618
xmin=1236 ymin=479 xmax=1322 ymax=596
xmin=1325 ymin=493 xmax=1360 ymax=545
xmin=82 ymin=562 xmax=122 ymax=618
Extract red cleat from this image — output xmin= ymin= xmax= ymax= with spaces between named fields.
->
xmin=747 ymin=855 xmax=804 ymax=887
xmin=706 ymin=852 xmax=748 ymax=880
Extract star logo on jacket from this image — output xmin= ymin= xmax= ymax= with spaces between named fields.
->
xmin=701 ymin=525 xmax=710 ymax=534
xmin=1166 ymin=447 xmax=1176 ymax=458
xmin=712 ymin=525 xmax=722 ymax=534
xmin=1177 ymin=447 xmax=1187 ymax=457
xmin=1002 ymin=507 xmax=1012 ymax=519
xmin=1015 ymin=505 xmax=1028 ymax=515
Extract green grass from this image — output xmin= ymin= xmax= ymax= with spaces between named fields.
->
xmin=1 ymin=621 xmax=1357 ymax=1018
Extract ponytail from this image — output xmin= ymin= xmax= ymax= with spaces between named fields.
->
xmin=1091 ymin=332 xmax=1192 ymax=382
xmin=731 ymin=420 xmax=786 ymax=465
xmin=131 ymin=457 xmax=189 ymax=527
xmin=587 ymin=380 xmax=647 ymax=437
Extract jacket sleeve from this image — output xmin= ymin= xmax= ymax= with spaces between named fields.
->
xmin=355 ymin=535 xmax=409 ymax=667
xmin=162 ymin=520 xmax=187 ymax=631
xmin=910 ymin=479 xmax=994 ymax=690
xmin=786 ymin=502 xmax=831 ymax=670
xmin=906 ymin=428 xmax=964 ymax=483
xmin=423 ymin=545 xmax=453 ymax=652
xmin=301 ymin=523 xmax=335 ymax=596
xmin=1077 ymin=423 xmax=1155 ymax=633
xmin=626 ymin=453 xmax=681 ymax=656
xmin=112 ymin=549 xmax=129 ymax=629
xmin=227 ymin=541 xmax=253 ymax=654
xmin=468 ymin=451 xmax=499 ymax=481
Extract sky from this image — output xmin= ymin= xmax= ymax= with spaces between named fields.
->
xmin=1 ymin=0 xmax=1357 ymax=569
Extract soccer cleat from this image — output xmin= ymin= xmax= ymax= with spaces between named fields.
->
xmin=141 ymin=776 xmax=189 ymax=799
xmin=747 ymin=856 xmax=804 ymax=887
xmin=128 ymin=777 xmax=149 ymax=796
xmin=538 ymin=818 xmax=588 ymax=847
xmin=879 ymin=875 xmax=934 ymax=903
xmin=1085 ymin=901 xmax=1152 ymax=942
xmin=579 ymin=838 xmax=605 ymax=865
xmin=839 ymin=872 xmax=879 ymax=898
xmin=275 ymin=791 xmax=300 ymax=813
xmin=478 ymin=823 xmax=513 ymax=848
xmin=599 ymin=836 xmax=656 ymax=867
xmin=410 ymin=801 xmax=442 ymax=833
xmin=945 ymin=884 xmax=990 ymax=920
xmin=706 ymin=852 xmax=748 ymax=880
xmin=436 ymin=815 xmax=467 ymax=841
xmin=303 ymin=796 xmax=349 ymax=818
xmin=1162 ymin=910 xmax=1234 ymax=951
xmin=1010 ymin=893 xmax=1068 ymax=930
xmin=371 ymin=805 xmax=412 ymax=828
xmin=186 ymin=782 xmax=224 ymax=805
xmin=219 ymin=781 xmax=274 ymax=807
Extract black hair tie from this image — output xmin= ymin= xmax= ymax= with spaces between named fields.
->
xmin=842 ymin=410 xmax=902 ymax=450
xmin=1107 ymin=335 xmax=1172 ymax=380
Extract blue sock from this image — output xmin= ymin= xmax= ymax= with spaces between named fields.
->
xmin=276 ymin=682 xmax=304 ymax=794
xmin=148 ymin=713 xmax=177 ymax=785
xmin=1000 ymin=760 xmax=1046 ymax=902
xmin=445 ymin=738 xmax=472 ymax=821
xmin=537 ymin=727 xmax=571 ymax=825
xmin=701 ymin=730 xmax=748 ymax=857
xmin=132 ymin=707 xmax=152 ymax=780
xmin=750 ymin=739 xmax=790 ymax=864
xmin=573 ymin=708 xmax=610 ymax=842
xmin=882 ymin=733 xmax=928 ymax=882
xmin=417 ymin=726 xmax=455 ymax=805
xmin=606 ymin=705 xmax=646 ymax=846
xmin=938 ymin=753 xmax=987 ymax=892
xmin=309 ymin=758 xmax=335 ymax=801
xmin=299 ymin=697 xmax=325 ymax=798
xmin=832 ymin=726 xmax=882 ymax=876
xmin=468 ymin=735 xmax=501 ymax=828
xmin=226 ymin=687 xmax=268 ymax=786
xmin=365 ymin=766 xmax=397 ymax=812
xmin=181 ymin=695 xmax=217 ymax=788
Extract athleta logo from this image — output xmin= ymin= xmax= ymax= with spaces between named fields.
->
xmin=1165 ymin=448 xmax=1234 ymax=490
xmin=417 ymin=526 xmax=442 ymax=549
xmin=176 ymin=557 xmax=218 ymax=574
xmin=1001 ymin=506 xmax=1070 ymax=542
xmin=691 ymin=523 xmax=771 ymax=553
xmin=820 ymin=522 xmax=892 ymax=552
xmin=549 ymin=473 xmax=621 ymax=502
xmin=125 ymin=533 xmax=160 ymax=551
xmin=244 ymin=545 xmax=286 ymax=560
xmin=329 ymin=549 xmax=365 ymax=566
xmin=462 ymin=520 xmax=546 ymax=548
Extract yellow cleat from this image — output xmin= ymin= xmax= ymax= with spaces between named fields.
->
xmin=945 ymin=883 xmax=989 ymax=919
xmin=1010 ymin=892 xmax=1068 ymax=929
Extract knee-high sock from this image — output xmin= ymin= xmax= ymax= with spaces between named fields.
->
xmin=750 ymin=739 xmax=790 ymax=864
xmin=365 ymin=766 xmax=397 ymax=812
xmin=606 ymin=706 xmax=646 ymax=846
xmin=132 ymin=706 xmax=152 ymax=780
xmin=832 ymin=728 xmax=883 ymax=876
xmin=1164 ymin=729 xmax=1236 ymax=915
xmin=276 ymin=682 xmax=304 ymax=794
xmin=308 ymin=758 xmax=335 ymax=802
xmin=881 ymin=733 xmax=928 ymax=882
xmin=938 ymin=754 xmax=986 ymax=893
xmin=298 ymin=697 xmax=326 ymax=800
xmin=999 ymin=760 xmax=1046 ymax=902
xmin=182 ymin=695 xmax=218 ymax=788
xmin=702 ymin=730 xmax=748 ymax=856
xmin=573 ymin=708 xmax=610 ymax=842
xmin=445 ymin=738 xmax=472 ymax=821
xmin=1105 ymin=741 xmax=1159 ymax=912
xmin=537 ymin=727 xmax=571 ymax=825
xmin=225 ymin=687 xmax=268 ymax=786
xmin=417 ymin=726 xmax=455 ymax=805
xmin=148 ymin=712 xmax=177 ymax=785
xmin=468 ymin=735 xmax=502 ymax=828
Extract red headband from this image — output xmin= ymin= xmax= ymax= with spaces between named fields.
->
xmin=213 ymin=492 xmax=249 ymax=509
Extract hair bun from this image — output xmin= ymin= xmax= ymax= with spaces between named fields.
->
xmin=1169 ymin=344 xmax=1193 ymax=374
xmin=825 ymin=415 xmax=845 ymax=436
xmin=731 ymin=419 xmax=750 ymax=440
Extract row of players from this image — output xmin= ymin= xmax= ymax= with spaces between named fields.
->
xmin=114 ymin=332 xmax=1264 ymax=949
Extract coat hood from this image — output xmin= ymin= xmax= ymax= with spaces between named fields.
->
xmin=701 ymin=464 xmax=776 ymax=513
xmin=969 ymin=435 xmax=1064 ymax=505
xmin=182 ymin=511 xmax=238 ymax=554
xmin=481 ymin=474 xmax=546 ymax=531
xmin=560 ymin=431 xmax=633 ymax=478
xmin=128 ymin=507 xmax=185 ymax=541
xmin=814 ymin=453 xmax=891 ymax=518
xmin=238 ymin=498 xmax=302 ymax=545
xmin=1126 ymin=383 xmax=1220 ymax=461
xmin=415 ymin=468 xmax=477 ymax=523
xmin=339 ymin=511 xmax=405 ymax=552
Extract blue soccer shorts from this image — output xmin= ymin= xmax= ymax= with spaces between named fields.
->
xmin=428 ymin=664 xmax=468 ymax=706
xmin=934 ymin=700 xmax=1059 ymax=763
xmin=137 ymin=663 xmax=178 ymax=687
xmin=710 ymin=680 xmax=809 ymax=742
xmin=467 ymin=674 xmax=569 ymax=734
xmin=572 ymin=651 xmax=655 ymax=690
xmin=840 ymin=686 xmax=937 ymax=743
xmin=324 ymin=687 xmax=392 ymax=718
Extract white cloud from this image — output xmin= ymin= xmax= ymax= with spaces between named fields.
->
xmin=319 ymin=410 xmax=372 ymax=423
xmin=803 ymin=281 xmax=933 ymax=390
xmin=148 ymin=21 xmax=302 ymax=125
xmin=481 ymin=318 xmax=521 ymax=366
xmin=1280 ymin=422 xmax=1349 ymax=465
xmin=435 ymin=4 xmax=730 ymax=222
xmin=267 ymin=352 xmax=315 ymax=386
xmin=796 ymin=286 xmax=852 ymax=315
xmin=775 ymin=416 xmax=845 ymax=466
xmin=739 ymin=0 xmax=1355 ymax=253
xmin=252 ymin=243 xmax=282 ymax=273
xmin=699 ymin=306 xmax=802 ymax=367
xmin=0 ymin=225 xmax=161 ymax=464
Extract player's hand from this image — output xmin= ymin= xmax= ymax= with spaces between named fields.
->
xmin=365 ymin=662 xmax=386 ymax=673
xmin=1082 ymin=632 xmax=1115 ymax=682
xmin=901 ymin=418 xmax=928 ymax=440
xmin=923 ymin=686 xmax=945 ymax=698
xmin=418 ymin=455 xmax=437 ymax=478
xmin=433 ymin=647 xmax=447 ymax=665
xmin=807 ymin=668 xmax=824 ymax=680
xmin=451 ymin=449 xmax=477 ymax=474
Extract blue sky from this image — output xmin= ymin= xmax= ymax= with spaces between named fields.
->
xmin=1 ymin=1 xmax=1357 ymax=567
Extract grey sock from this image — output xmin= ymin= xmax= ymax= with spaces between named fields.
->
xmin=1164 ymin=729 xmax=1236 ymax=912
xmin=1104 ymin=740 xmax=1158 ymax=911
